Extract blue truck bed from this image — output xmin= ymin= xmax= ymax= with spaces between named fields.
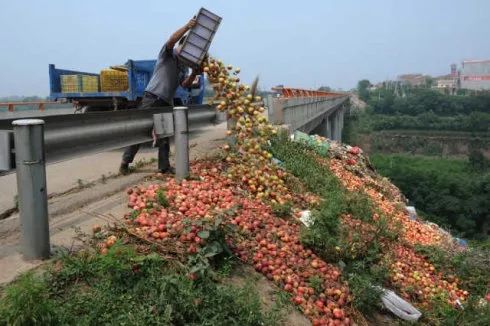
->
xmin=49 ymin=60 xmax=205 ymax=109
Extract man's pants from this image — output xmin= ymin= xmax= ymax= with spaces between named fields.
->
xmin=121 ymin=93 xmax=172 ymax=171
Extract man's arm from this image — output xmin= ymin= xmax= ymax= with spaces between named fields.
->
xmin=166 ymin=18 xmax=197 ymax=50
xmin=181 ymin=68 xmax=202 ymax=88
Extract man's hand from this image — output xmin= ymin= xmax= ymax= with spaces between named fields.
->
xmin=182 ymin=68 xmax=202 ymax=88
xmin=186 ymin=18 xmax=197 ymax=30
xmin=166 ymin=17 xmax=197 ymax=49
xmin=192 ymin=66 xmax=203 ymax=75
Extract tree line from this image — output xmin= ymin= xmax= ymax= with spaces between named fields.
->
xmin=371 ymin=154 xmax=489 ymax=240
xmin=355 ymin=81 xmax=490 ymax=132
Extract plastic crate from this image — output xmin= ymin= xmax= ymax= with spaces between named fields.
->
xmin=82 ymin=75 xmax=99 ymax=92
xmin=100 ymin=69 xmax=129 ymax=92
xmin=61 ymin=75 xmax=81 ymax=93
xmin=61 ymin=74 xmax=99 ymax=93
xmin=178 ymin=7 xmax=222 ymax=68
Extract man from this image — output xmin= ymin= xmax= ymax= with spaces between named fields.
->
xmin=120 ymin=18 xmax=202 ymax=175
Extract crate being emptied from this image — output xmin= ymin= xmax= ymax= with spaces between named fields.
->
xmin=100 ymin=69 xmax=129 ymax=92
xmin=178 ymin=8 xmax=222 ymax=68
xmin=61 ymin=74 xmax=99 ymax=93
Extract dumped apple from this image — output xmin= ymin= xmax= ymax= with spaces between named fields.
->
xmin=203 ymin=57 xmax=289 ymax=204
xmin=328 ymin=158 xmax=445 ymax=247
xmin=389 ymin=245 xmax=468 ymax=307
xmin=120 ymin=161 xmax=354 ymax=325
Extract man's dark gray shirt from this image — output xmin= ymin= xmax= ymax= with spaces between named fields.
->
xmin=145 ymin=43 xmax=187 ymax=105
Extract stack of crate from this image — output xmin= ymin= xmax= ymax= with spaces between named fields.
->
xmin=100 ymin=69 xmax=128 ymax=92
xmin=61 ymin=75 xmax=99 ymax=93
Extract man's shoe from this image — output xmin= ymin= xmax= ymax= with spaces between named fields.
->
xmin=159 ymin=166 xmax=175 ymax=174
xmin=119 ymin=163 xmax=129 ymax=175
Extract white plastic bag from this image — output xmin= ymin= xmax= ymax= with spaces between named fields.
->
xmin=378 ymin=287 xmax=422 ymax=322
xmin=406 ymin=206 xmax=417 ymax=220
xmin=299 ymin=210 xmax=313 ymax=227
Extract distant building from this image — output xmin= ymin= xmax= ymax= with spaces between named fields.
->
xmin=432 ymin=64 xmax=459 ymax=94
xmin=450 ymin=64 xmax=457 ymax=77
xmin=434 ymin=77 xmax=457 ymax=94
xmin=436 ymin=78 xmax=457 ymax=89
xmin=460 ymin=59 xmax=490 ymax=90
xmin=398 ymin=74 xmax=427 ymax=87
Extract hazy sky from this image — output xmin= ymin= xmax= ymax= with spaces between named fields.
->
xmin=0 ymin=0 xmax=489 ymax=96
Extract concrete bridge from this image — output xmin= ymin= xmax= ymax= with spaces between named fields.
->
xmin=267 ymin=88 xmax=350 ymax=141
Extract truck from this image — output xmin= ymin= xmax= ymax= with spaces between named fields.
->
xmin=48 ymin=59 xmax=206 ymax=112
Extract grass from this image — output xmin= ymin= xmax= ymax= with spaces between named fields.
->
xmin=0 ymin=243 xmax=281 ymax=326
xmin=271 ymin=201 xmax=293 ymax=219
xmin=414 ymin=242 xmax=490 ymax=297
xmin=422 ymin=296 xmax=490 ymax=326
xmin=269 ymin=133 xmax=388 ymax=315
xmin=128 ymin=157 xmax=159 ymax=173
xmin=270 ymin=134 xmax=490 ymax=324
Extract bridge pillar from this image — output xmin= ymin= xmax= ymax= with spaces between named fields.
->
xmin=327 ymin=116 xmax=333 ymax=139
xmin=339 ymin=109 xmax=343 ymax=140
xmin=321 ymin=117 xmax=329 ymax=139
xmin=316 ymin=116 xmax=331 ymax=139
xmin=331 ymin=112 xmax=338 ymax=141
xmin=328 ymin=107 xmax=345 ymax=142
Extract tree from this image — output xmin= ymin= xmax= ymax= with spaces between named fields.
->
xmin=425 ymin=76 xmax=433 ymax=89
xmin=357 ymin=80 xmax=371 ymax=102
xmin=318 ymin=86 xmax=331 ymax=92
xmin=469 ymin=143 xmax=489 ymax=172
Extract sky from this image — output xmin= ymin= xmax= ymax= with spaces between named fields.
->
xmin=0 ymin=0 xmax=489 ymax=97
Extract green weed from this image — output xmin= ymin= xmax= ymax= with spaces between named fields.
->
xmin=0 ymin=272 xmax=59 ymax=325
xmin=156 ymin=189 xmax=169 ymax=208
xmin=271 ymin=201 xmax=293 ymax=218
xmin=0 ymin=242 xmax=278 ymax=326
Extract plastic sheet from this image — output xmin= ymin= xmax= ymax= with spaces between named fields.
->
xmin=299 ymin=210 xmax=313 ymax=227
xmin=378 ymin=287 xmax=422 ymax=322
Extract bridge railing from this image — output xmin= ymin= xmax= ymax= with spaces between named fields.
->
xmin=0 ymin=101 xmax=67 ymax=112
xmin=268 ymin=94 xmax=348 ymax=131
xmin=271 ymin=87 xmax=345 ymax=98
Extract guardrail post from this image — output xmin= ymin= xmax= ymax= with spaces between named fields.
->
xmin=173 ymin=107 xmax=189 ymax=181
xmin=216 ymin=110 xmax=227 ymax=124
xmin=0 ymin=131 xmax=13 ymax=171
xmin=12 ymin=119 xmax=50 ymax=260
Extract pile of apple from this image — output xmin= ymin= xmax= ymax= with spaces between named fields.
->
xmin=230 ymin=197 xmax=352 ymax=325
xmin=321 ymin=155 xmax=469 ymax=308
xmin=328 ymin=158 xmax=444 ymax=246
xmin=203 ymin=58 xmax=290 ymax=204
xmin=122 ymin=161 xmax=353 ymax=325
xmin=389 ymin=244 xmax=468 ymax=307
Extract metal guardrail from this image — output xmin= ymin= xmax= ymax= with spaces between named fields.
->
xmin=5 ymin=106 xmax=212 ymax=260
xmin=0 ymin=104 xmax=217 ymax=170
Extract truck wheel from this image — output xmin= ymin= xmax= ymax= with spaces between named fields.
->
xmin=74 ymin=106 xmax=91 ymax=114
xmin=76 ymin=106 xmax=105 ymax=113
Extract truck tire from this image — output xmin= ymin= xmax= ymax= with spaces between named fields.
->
xmin=75 ymin=106 xmax=108 ymax=113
